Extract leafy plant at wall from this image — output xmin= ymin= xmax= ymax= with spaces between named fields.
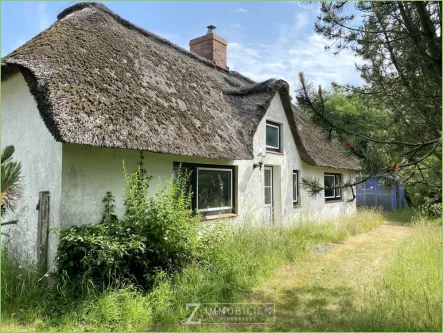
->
xmin=101 ymin=191 xmax=117 ymax=224
xmin=56 ymin=164 xmax=199 ymax=287
xmin=1 ymin=145 xmax=22 ymax=220
xmin=124 ymin=151 xmax=153 ymax=214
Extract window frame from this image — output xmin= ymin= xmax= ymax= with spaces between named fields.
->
xmin=293 ymin=170 xmax=299 ymax=204
xmin=196 ymin=167 xmax=233 ymax=213
xmin=264 ymin=167 xmax=273 ymax=207
xmin=266 ymin=120 xmax=282 ymax=153
xmin=173 ymin=162 xmax=236 ymax=216
xmin=324 ymin=173 xmax=342 ymax=201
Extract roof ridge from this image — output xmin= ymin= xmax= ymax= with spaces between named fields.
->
xmin=224 ymin=78 xmax=287 ymax=95
xmin=57 ymin=2 xmax=254 ymax=85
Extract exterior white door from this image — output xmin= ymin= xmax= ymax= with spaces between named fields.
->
xmin=264 ymin=167 xmax=273 ymax=224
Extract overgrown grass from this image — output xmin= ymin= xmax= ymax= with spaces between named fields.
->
xmin=382 ymin=208 xmax=415 ymax=224
xmin=348 ymin=216 xmax=442 ymax=332
xmin=2 ymin=208 xmax=384 ymax=331
xmin=148 ymin=208 xmax=384 ymax=331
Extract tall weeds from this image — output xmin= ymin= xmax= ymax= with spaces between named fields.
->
xmin=2 ymin=208 xmax=385 ymax=331
xmin=128 ymin=208 xmax=385 ymax=330
xmin=348 ymin=216 xmax=442 ymax=332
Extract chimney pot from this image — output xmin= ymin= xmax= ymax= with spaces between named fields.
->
xmin=206 ymin=25 xmax=216 ymax=34
xmin=189 ymin=27 xmax=228 ymax=70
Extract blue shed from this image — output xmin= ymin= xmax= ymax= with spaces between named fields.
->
xmin=356 ymin=177 xmax=408 ymax=210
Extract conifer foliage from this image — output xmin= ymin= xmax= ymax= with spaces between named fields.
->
xmin=296 ymin=2 xmax=441 ymax=212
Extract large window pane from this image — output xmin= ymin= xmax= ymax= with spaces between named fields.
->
xmin=293 ymin=172 xmax=298 ymax=203
xmin=197 ymin=169 xmax=232 ymax=211
xmin=264 ymin=168 xmax=272 ymax=205
xmin=266 ymin=124 xmax=279 ymax=149
xmin=264 ymin=169 xmax=271 ymax=186
xmin=324 ymin=175 xmax=335 ymax=198
xmin=335 ymin=175 xmax=341 ymax=197
xmin=265 ymin=187 xmax=272 ymax=205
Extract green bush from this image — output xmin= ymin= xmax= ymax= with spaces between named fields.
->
xmin=56 ymin=165 xmax=199 ymax=286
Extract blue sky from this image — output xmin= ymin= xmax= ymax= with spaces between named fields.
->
xmin=1 ymin=1 xmax=364 ymax=90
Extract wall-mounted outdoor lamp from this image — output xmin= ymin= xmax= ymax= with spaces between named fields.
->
xmin=253 ymin=152 xmax=266 ymax=171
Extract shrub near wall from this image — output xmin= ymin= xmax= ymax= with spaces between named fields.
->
xmin=56 ymin=166 xmax=199 ymax=287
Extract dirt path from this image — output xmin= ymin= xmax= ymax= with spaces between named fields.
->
xmin=238 ymin=223 xmax=412 ymax=331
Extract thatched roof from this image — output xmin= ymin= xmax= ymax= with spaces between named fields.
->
xmin=1 ymin=2 xmax=360 ymax=170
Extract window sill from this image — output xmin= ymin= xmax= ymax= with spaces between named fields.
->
xmin=293 ymin=203 xmax=301 ymax=209
xmin=200 ymin=213 xmax=238 ymax=221
xmin=266 ymin=151 xmax=283 ymax=155
xmin=325 ymin=199 xmax=344 ymax=204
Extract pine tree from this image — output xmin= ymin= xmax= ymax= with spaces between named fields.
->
xmin=296 ymin=1 xmax=441 ymax=212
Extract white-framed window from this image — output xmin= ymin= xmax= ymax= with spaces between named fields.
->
xmin=264 ymin=167 xmax=273 ymax=206
xmin=324 ymin=173 xmax=342 ymax=200
xmin=266 ymin=120 xmax=281 ymax=153
xmin=173 ymin=162 xmax=235 ymax=216
xmin=196 ymin=167 xmax=233 ymax=213
xmin=293 ymin=170 xmax=299 ymax=204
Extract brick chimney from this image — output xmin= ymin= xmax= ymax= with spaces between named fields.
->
xmin=189 ymin=25 xmax=228 ymax=70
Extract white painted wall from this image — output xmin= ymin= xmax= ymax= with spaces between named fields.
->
xmin=61 ymin=144 xmax=178 ymax=227
xmin=1 ymin=74 xmax=63 ymax=265
xmin=245 ymin=93 xmax=357 ymax=227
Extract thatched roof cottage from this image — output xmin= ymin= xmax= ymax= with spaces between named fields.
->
xmin=1 ymin=2 xmax=360 ymax=266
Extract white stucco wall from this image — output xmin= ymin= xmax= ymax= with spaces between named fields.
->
xmin=244 ymin=93 xmax=357 ymax=227
xmin=60 ymin=92 xmax=358 ymax=232
xmin=1 ymin=73 xmax=63 ymax=265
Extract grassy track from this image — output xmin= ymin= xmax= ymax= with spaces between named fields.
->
xmin=206 ymin=219 xmax=441 ymax=332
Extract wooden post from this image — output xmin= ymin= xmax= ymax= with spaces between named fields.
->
xmin=37 ymin=191 xmax=50 ymax=274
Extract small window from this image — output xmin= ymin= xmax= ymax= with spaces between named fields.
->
xmin=264 ymin=168 xmax=272 ymax=205
xmin=293 ymin=170 xmax=299 ymax=204
xmin=266 ymin=121 xmax=281 ymax=153
xmin=324 ymin=173 xmax=342 ymax=201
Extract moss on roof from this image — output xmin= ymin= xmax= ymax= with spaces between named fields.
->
xmin=1 ymin=2 xmax=360 ymax=170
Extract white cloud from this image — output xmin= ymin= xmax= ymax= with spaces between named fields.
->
xmin=247 ymin=43 xmax=270 ymax=48
xmin=232 ymin=8 xmax=249 ymax=14
xmin=38 ymin=2 xmax=52 ymax=31
xmin=288 ymin=1 xmax=322 ymax=14
xmin=230 ymin=42 xmax=263 ymax=60
xmin=230 ymin=23 xmax=243 ymax=30
xmin=294 ymin=11 xmax=309 ymax=31
xmin=227 ymin=15 xmax=365 ymax=93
